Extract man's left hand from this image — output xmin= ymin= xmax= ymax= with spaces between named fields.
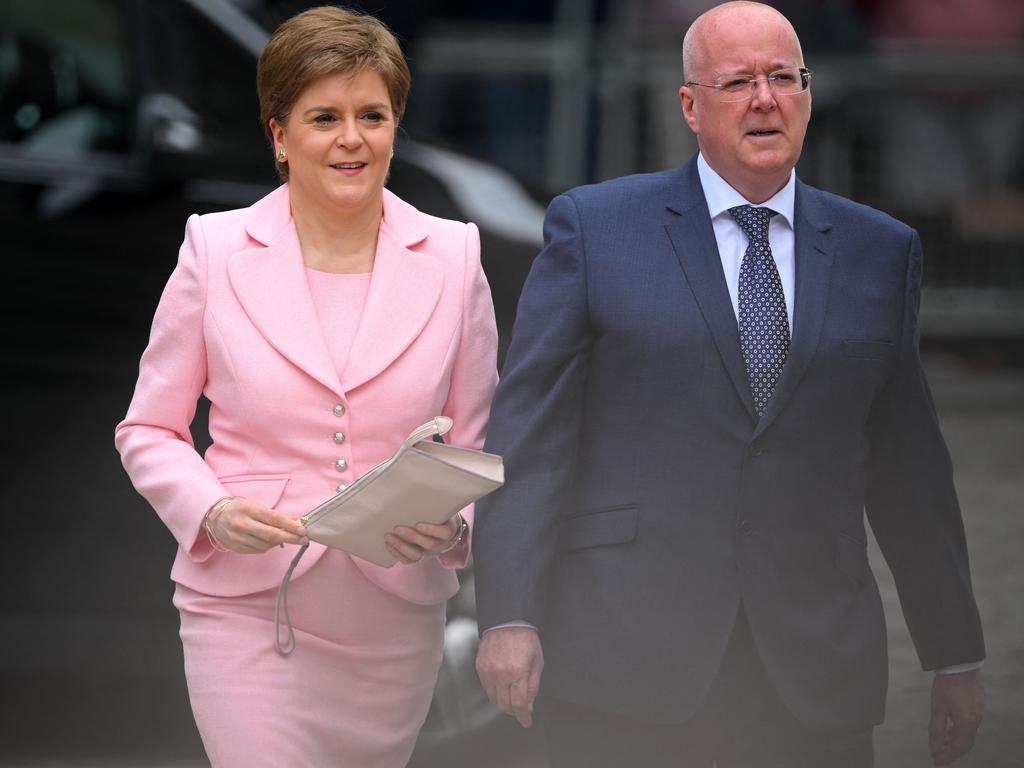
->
xmin=929 ymin=668 xmax=984 ymax=765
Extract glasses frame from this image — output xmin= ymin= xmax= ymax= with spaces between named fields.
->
xmin=685 ymin=67 xmax=813 ymax=101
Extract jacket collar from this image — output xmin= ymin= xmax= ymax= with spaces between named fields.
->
xmin=242 ymin=184 xmax=429 ymax=249
xmin=230 ymin=185 xmax=442 ymax=397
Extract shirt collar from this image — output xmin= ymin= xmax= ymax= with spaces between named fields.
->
xmin=696 ymin=152 xmax=795 ymax=228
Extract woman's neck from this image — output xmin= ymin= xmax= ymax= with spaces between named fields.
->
xmin=291 ymin=191 xmax=383 ymax=274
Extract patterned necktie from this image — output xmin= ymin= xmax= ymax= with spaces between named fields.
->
xmin=729 ymin=204 xmax=789 ymax=416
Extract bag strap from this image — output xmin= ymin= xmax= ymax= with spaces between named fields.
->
xmin=274 ymin=416 xmax=451 ymax=656
xmin=274 ymin=543 xmax=309 ymax=657
xmin=400 ymin=415 xmax=453 ymax=450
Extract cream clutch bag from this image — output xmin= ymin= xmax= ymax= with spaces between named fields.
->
xmin=274 ymin=416 xmax=504 ymax=654
xmin=300 ymin=416 xmax=503 ymax=565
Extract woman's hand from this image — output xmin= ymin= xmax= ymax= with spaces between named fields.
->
xmin=385 ymin=513 xmax=465 ymax=565
xmin=205 ymin=497 xmax=308 ymax=554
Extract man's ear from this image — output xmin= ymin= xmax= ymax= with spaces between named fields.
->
xmin=679 ymin=86 xmax=700 ymax=136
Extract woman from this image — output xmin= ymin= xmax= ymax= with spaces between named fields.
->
xmin=115 ymin=7 xmax=497 ymax=766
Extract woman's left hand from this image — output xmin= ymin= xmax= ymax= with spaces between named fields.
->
xmin=385 ymin=514 xmax=464 ymax=565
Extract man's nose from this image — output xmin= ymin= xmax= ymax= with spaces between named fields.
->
xmin=750 ymin=78 xmax=777 ymax=110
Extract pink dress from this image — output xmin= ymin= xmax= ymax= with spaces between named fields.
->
xmin=174 ymin=269 xmax=446 ymax=767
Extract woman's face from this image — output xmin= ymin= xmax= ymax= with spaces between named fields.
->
xmin=270 ymin=69 xmax=395 ymax=218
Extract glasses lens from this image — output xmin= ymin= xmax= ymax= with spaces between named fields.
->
xmin=718 ymin=80 xmax=754 ymax=102
xmin=770 ymin=68 xmax=806 ymax=95
xmin=714 ymin=68 xmax=810 ymax=101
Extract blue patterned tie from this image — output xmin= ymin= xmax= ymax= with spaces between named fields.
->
xmin=729 ymin=205 xmax=789 ymax=416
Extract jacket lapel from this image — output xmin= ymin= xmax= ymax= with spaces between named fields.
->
xmin=228 ymin=186 xmax=343 ymax=396
xmin=753 ymin=182 xmax=834 ymax=439
xmin=341 ymin=190 xmax=443 ymax=392
xmin=228 ymin=187 xmax=444 ymax=397
xmin=664 ymin=161 xmax=758 ymax=422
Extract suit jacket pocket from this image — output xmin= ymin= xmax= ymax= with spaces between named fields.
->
xmin=834 ymin=532 xmax=870 ymax=585
xmin=217 ymin=473 xmax=290 ymax=510
xmin=557 ymin=505 xmax=638 ymax=553
xmin=842 ymin=339 xmax=893 ymax=360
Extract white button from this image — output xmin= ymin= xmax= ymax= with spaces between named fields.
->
xmin=333 ymin=404 xmax=345 ymax=417
xmin=336 ymin=484 xmax=348 ymax=493
xmin=335 ymin=459 xmax=347 ymax=471
xmin=333 ymin=432 xmax=345 ymax=444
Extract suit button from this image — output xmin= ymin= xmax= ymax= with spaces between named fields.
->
xmin=336 ymin=484 xmax=348 ymax=493
xmin=333 ymin=404 xmax=345 ymax=417
xmin=333 ymin=432 xmax=345 ymax=444
xmin=335 ymin=459 xmax=347 ymax=471
xmin=739 ymin=519 xmax=754 ymax=535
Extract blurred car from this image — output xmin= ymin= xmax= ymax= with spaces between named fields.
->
xmin=0 ymin=0 xmax=544 ymax=764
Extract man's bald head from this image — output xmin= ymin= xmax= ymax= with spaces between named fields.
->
xmin=682 ymin=1 xmax=803 ymax=83
xmin=678 ymin=1 xmax=811 ymax=203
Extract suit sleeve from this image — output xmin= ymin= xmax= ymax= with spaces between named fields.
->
xmin=114 ymin=215 xmax=231 ymax=562
xmin=865 ymin=229 xmax=985 ymax=670
xmin=472 ymin=194 xmax=593 ymax=632
xmin=438 ymin=222 xmax=499 ymax=568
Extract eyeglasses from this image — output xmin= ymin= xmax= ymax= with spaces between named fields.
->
xmin=685 ymin=67 xmax=812 ymax=102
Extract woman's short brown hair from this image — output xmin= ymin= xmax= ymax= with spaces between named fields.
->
xmin=256 ymin=5 xmax=411 ymax=180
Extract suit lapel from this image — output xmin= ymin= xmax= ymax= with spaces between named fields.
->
xmin=753 ymin=182 xmax=834 ymax=439
xmin=664 ymin=161 xmax=757 ymax=422
xmin=341 ymin=190 xmax=443 ymax=392
xmin=226 ymin=187 xmax=443 ymax=397
xmin=228 ymin=187 xmax=343 ymax=396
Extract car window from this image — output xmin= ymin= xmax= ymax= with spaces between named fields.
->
xmin=0 ymin=0 xmax=130 ymax=160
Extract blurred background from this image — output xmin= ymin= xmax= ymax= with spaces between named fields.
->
xmin=0 ymin=0 xmax=1021 ymax=766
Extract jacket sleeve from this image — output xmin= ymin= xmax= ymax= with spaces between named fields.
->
xmin=114 ymin=214 xmax=231 ymax=562
xmin=864 ymin=229 xmax=986 ymax=670
xmin=438 ymin=222 xmax=499 ymax=568
xmin=472 ymin=194 xmax=593 ymax=631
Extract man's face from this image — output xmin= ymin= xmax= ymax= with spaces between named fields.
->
xmin=680 ymin=7 xmax=811 ymax=203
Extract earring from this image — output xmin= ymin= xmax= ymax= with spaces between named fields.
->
xmin=277 ymin=148 xmax=287 ymax=162
xmin=390 ymin=147 xmax=395 ymax=159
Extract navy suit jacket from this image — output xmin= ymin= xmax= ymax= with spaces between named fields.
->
xmin=473 ymin=156 xmax=985 ymax=730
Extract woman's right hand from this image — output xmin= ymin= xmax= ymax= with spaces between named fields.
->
xmin=205 ymin=497 xmax=309 ymax=554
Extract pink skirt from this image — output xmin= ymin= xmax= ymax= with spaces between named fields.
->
xmin=173 ymin=548 xmax=446 ymax=767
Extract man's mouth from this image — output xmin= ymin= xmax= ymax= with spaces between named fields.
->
xmin=747 ymin=130 xmax=780 ymax=137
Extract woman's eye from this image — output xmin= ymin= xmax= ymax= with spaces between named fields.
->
xmin=363 ymin=111 xmax=383 ymax=122
xmin=313 ymin=114 xmax=335 ymax=124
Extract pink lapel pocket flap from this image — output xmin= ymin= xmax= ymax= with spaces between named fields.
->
xmin=217 ymin=473 xmax=291 ymax=510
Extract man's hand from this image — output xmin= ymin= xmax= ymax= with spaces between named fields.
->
xmin=929 ymin=669 xmax=984 ymax=765
xmin=476 ymin=627 xmax=544 ymax=728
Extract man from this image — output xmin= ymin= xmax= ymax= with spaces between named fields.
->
xmin=472 ymin=3 xmax=985 ymax=766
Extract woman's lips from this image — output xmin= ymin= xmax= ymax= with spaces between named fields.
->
xmin=330 ymin=162 xmax=367 ymax=175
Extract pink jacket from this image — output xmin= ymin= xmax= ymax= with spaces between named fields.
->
xmin=115 ymin=185 xmax=498 ymax=605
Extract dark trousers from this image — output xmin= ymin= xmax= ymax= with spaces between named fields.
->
xmin=540 ymin=610 xmax=873 ymax=768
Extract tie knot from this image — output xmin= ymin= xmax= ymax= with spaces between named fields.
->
xmin=728 ymin=205 xmax=777 ymax=242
